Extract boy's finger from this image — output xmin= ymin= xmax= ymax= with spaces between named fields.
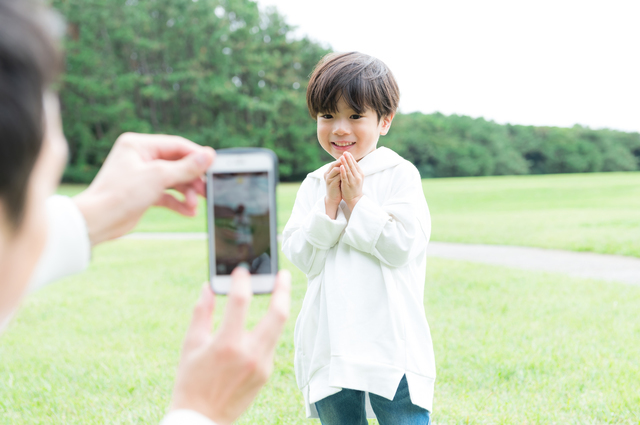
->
xmin=345 ymin=155 xmax=357 ymax=176
xmin=252 ymin=270 xmax=291 ymax=352
xmin=326 ymin=160 xmax=341 ymax=174
xmin=340 ymin=154 xmax=349 ymax=168
xmin=340 ymin=165 xmax=349 ymax=184
xmin=348 ymin=153 xmax=364 ymax=176
xmin=342 ymin=157 xmax=356 ymax=180
xmin=325 ymin=166 xmax=341 ymax=182
xmin=218 ymin=267 xmax=252 ymax=340
xmin=325 ymin=170 xmax=340 ymax=185
xmin=337 ymin=155 xmax=347 ymax=171
xmin=344 ymin=152 xmax=357 ymax=173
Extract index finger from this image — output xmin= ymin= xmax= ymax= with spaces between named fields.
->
xmin=346 ymin=152 xmax=363 ymax=174
xmin=121 ymin=132 xmax=209 ymax=161
xmin=251 ymin=270 xmax=291 ymax=352
xmin=328 ymin=160 xmax=342 ymax=171
xmin=327 ymin=167 xmax=341 ymax=178
xmin=217 ymin=267 xmax=253 ymax=340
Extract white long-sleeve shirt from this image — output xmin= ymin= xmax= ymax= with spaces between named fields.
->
xmin=282 ymin=147 xmax=436 ymax=419
xmin=23 ymin=195 xmax=216 ymax=425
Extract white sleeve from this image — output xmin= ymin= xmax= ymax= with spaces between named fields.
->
xmin=28 ymin=195 xmax=92 ymax=292
xmin=160 ymin=410 xmax=217 ymax=425
xmin=281 ymin=178 xmax=347 ymax=277
xmin=342 ymin=164 xmax=430 ymax=268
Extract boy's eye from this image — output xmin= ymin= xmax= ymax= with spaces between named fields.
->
xmin=350 ymin=114 xmax=363 ymax=119
xmin=320 ymin=114 xmax=333 ymax=119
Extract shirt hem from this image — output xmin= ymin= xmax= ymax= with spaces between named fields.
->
xmin=300 ymin=359 xmax=435 ymax=419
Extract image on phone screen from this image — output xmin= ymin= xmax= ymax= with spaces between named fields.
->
xmin=212 ymin=171 xmax=271 ymax=275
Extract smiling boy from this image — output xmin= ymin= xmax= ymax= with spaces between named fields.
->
xmin=282 ymin=52 xmax=435 ymax=424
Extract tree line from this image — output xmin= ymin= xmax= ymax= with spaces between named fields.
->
xmin=383 ymin=113 xmax=640 ymax=178
xmin=53 ymin=0 xmax=640 ymax=183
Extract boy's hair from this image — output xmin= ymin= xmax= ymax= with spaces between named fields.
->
xmin=0 ymin=0 xmax=62 ymax=228
xmin=306 ymin=52 xmax=399 ymax=121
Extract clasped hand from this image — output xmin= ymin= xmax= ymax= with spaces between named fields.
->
xmin=324 ymin=152 xmax=364 ymax=219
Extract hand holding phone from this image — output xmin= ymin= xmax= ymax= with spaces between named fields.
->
xmin=169 ymin=268 xmax=291 ymax=424
xmin=206 ymin=148 xmax=278 ymax=294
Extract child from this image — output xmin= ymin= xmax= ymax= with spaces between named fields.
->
xmin=282 ymin=52 xmax=435 ymax=424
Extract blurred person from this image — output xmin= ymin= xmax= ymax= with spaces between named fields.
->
xmin=233 ymin=204 xmax=254 ymax=265
xmin=0 ymin=1 xmax=290 ymax=424
xmin=282 ymin=52 xmax=434 ymax=424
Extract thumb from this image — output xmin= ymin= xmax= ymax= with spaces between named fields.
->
xmin=161 ymin=147 xmax=215 ymax=188
xmin=182 ymin=284 xmax=215 ymax=357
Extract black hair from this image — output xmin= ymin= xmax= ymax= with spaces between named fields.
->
xmin=0 ymin=0 xmax=62 ymax=228
xmin=306 ymin=52 xmax=399 ymax=121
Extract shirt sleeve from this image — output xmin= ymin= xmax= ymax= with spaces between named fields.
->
xmin=342 ymin=164 xmax=430 ymax=268
xmin=28 ymin=195 xmax=92 ymax=292
xmin=160 ymin=410 xmax=217 ymax=425
xmin=281 ymin=177 xmax=347 ymax=277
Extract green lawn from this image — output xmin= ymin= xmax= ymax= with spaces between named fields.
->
xmin=59 ymin=171 xmax=640 ymax=257
xmin=424 ymin=172 xmax=640 ymax=258
xmin=2 ymin=241 xmax=639 ymax=424
xmin=5 ymin=172 xmax=636 ymax=423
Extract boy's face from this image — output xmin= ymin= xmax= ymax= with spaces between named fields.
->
xmin=317 ymin=97 xmax=393 ymax=162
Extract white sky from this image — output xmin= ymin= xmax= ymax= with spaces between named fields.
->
xmin=256 ymin=0 xmax=640 ymax=133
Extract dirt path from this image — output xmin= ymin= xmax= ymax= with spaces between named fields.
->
xmin=121 ymin=233 xmax=640 ymax=286
xmin=428 ymin=242 xmax=640 ymax=285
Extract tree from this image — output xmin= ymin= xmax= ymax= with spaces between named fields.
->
xmin=54 ymin=0 xmax=331 ymax=182
xmin=53 ymin=0 xmax=640 ymax=181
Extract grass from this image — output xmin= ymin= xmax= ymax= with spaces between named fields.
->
xmin=423 ymin=172 xmax=640 ymax=258
xmin=1 ymin=241 xmax=639 ymax=424
xmin=59 ymin=171 xmax=640 ymax=257
xmin=5 ymin=172 xmax=636 ymax=423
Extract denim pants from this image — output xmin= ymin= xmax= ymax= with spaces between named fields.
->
xmin=314 ymin=375 xmax=431 ymax=425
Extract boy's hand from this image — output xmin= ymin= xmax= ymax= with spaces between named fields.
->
xmin=339 ymin=152 xmax=364 ymax=211
xmin=324 ymin=160 xmax=342 ymax=219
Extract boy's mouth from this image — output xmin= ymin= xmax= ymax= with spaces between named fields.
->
xmin=332 ymin=141 xmax=356 ymax=147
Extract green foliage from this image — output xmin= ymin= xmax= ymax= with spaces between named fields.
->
xmin=509 ymin=124 xmax=640 ymax=174
xmin=54 ymin=0 xmax=640 ymax=183
xmin=383 ymin=113 xmax=640 ymax=178
xmin=54 ymin=0 xmax=331 ymax=182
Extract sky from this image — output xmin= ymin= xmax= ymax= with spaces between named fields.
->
xmin=256 ymin=0 xmax=640 ymax=133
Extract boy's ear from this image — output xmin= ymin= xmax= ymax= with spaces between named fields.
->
xmin=379 ymin=113 xmax=395 ymax=136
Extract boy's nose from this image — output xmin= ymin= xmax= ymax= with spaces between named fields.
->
xmin=332 ymin=120 xmax=350 ymax=135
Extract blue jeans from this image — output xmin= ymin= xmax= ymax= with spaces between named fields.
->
xmin=314 ymin=375 xmax=431 ymax=425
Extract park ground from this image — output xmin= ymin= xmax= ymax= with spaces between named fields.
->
xmin=1 ymin=172 xmax=639 ymax=424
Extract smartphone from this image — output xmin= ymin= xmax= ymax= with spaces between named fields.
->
xmin=206 ymin=148 xmax=278 ymax=294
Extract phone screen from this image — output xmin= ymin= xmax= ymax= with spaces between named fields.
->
xmin=212 ymin=171 xmax=272 ymax=275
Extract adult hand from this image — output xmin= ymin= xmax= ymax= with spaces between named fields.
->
xmin=73 ymin=132 xmax=215 ymax=245
xmin=323 ymin=160 xmax=342 ymax=220
xmin=339 ymin=152 xmax=364 ymax=211
xmin=170 ymin=268 xmax=291 ymax=425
